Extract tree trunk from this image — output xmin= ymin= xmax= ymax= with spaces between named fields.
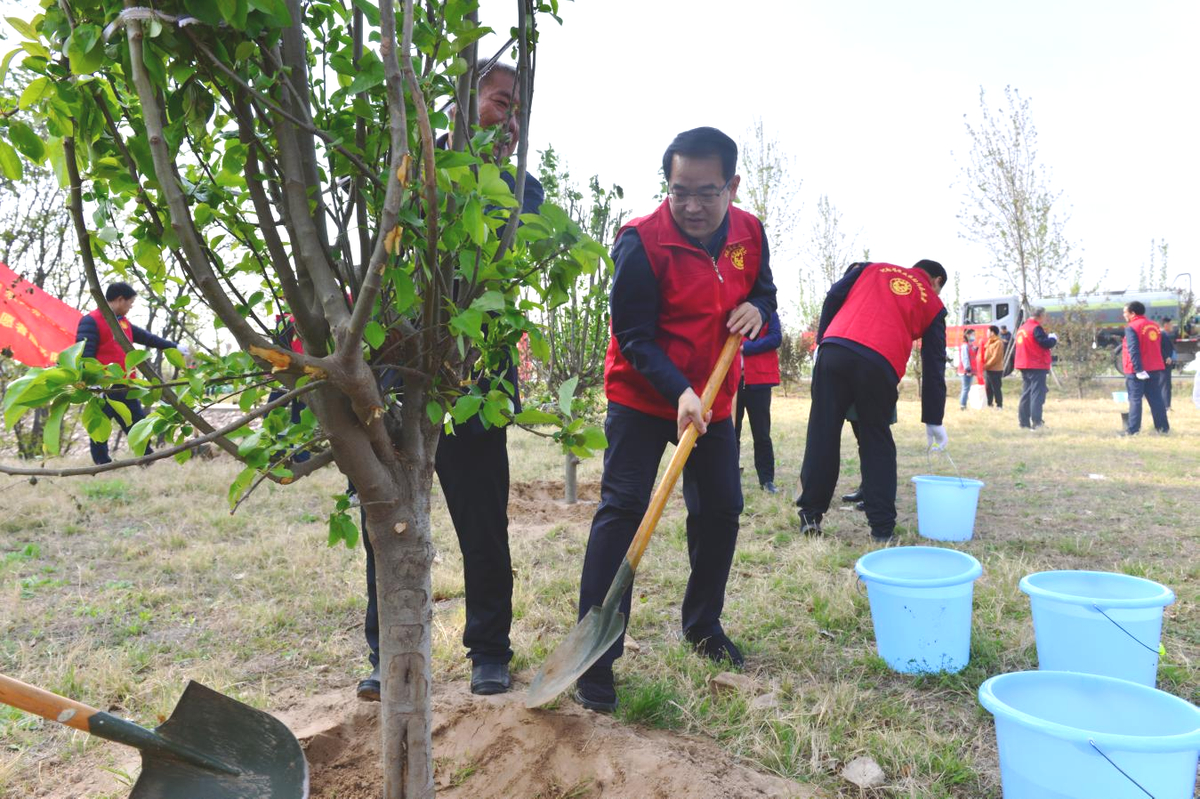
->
xmin=564 ymin=451 xmax=580 ymax=504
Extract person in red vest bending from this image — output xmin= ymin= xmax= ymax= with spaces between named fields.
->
xmin=796 ymin=260 xmax=948 ymax=543
xmin=1120 ymin=300 xmax=1169 ymax=435
xmin=1014 ymin=307 xmax=1057 ymax=430
xmin=75 ymin=282 xmax=184 ymax=464
xmin=736 ymin=309 xmax=782 ymax=493
xmin=573 ymin=127 xmax=776 ymax=713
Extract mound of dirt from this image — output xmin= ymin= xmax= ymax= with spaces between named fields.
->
xmin=281 ymin=680 xmax=813 ymax=799
xmin=506 ymin=479 xmax=601 ymax=530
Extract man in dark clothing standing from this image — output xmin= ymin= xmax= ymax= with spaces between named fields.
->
xmin=573 ymin=127 xmax=776 ymax=713
xmin=795 ymin=260 xmax=948 ymax=543
xmin=1014 ymin=308 xmax=1056 ymax=429
xmin=75 ymin=282 xmax=183 ymax=464
xmin=357 ymin=60 xmax=542 ymax=702
xmin=1160 ymin=318 xmax=1177 ymax=410
xmin=1121 ymin=301 xmax=1169 ymax=435
xmin=736 ymin=309 xmax=782 ymax=493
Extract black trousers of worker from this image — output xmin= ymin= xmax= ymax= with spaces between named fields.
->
xmin=364 ymin=425 xmax=512 ymax=668
xmin=578 ymin=402 xmax=742 ymax=674
xmin=735 ymin=382 xmax=775 ymax=486
xmin=985 ymin=370 xmax=1003 ymax=408
xmin=797 ymin=345 xmax=899 ymax=531
xmin=88 ymin=389 xmax=149 ymax=464
xmin=1162 ymin=366 xmax=1173 ymax=410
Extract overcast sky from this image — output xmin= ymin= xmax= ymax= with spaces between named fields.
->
xmin=3 ymin=1 xmax=1198 ymax=326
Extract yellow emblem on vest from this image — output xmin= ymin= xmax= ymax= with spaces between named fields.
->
xmin=725 ymin=244 xmax=746 ymax=270
xmin=1147 ymin=327 xmax=1159 ymax=341
xmin=890 ymin=277 xmax=913 ymax=296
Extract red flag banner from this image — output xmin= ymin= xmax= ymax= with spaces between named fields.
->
xmin=0 ymin=262 xmax=84 ymax=367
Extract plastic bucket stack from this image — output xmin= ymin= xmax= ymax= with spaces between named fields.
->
xmin=855 ymin=546 xmax=982 ymax=674
xmin=1019 ymin=570 xmax=1175 ymax=687
xmin=980 ymin=671 xmax=1200 ymax=799
xmin=911 ymin=475 xmax=984 ymax=541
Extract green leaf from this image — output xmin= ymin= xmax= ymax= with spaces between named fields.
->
xmin=392 ymin=270 xmax=416 ymax=313
xmin=41 ymin=396 xmax=70 ymax=456
xmin=228 ymin=465 xmax=256 ymax=508
xmin=450 ymin=394 xmax=482 ymax=424
xmin=81 ymin=399 xmax=112 ymax=442
xmin=56 ymin=341 xmax=84 ymax=373
xmin=426 ymin=400 xmax=444 ymax=427
xmin=6 ymin=120 xmax=45 ymax=163
xmin=514 ymin=408 xmax=559 ymax=426
xmin=327 ymin=511 xmax=360 ymax=549
xmin=345 ymin=49 xmax=384 ymax=94
xmin=107 ymin=399 xmax=132 ymax=427
xmin=558 ymin=375 xmax=579 ymax=417
xmin=5 ymin=17 xmax=38 ymax=40
xmin=234 ymin=41 xmax=256 ymax=63
xmin=363 ymin=321 xmax=385 ymax=349
xmin=448 ymin=307 xmax=484 ymax=339
xmin=0 ymin=139 xmax=23 ymax=180
xmin=462 ymin=197 xmax=486 ymax=245
xmin=18 ymin=77 xmax=50 ymax=110
xmin=66 ymin=28 xmax=105 ymax=75
xmin=165 ymin=348 xmax=186 ymax=369
xmin=471 ymin=290 xmax=505 ymax=313
xmin=127 ymin=416 xmax=157 ymax=456
xmin=580 ymin=425 xmax=608 ymax=451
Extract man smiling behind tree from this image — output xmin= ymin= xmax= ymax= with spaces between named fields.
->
xmin=572 ymin=127 xmax=776 ymax=713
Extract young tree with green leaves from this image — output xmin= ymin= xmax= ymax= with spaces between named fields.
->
xmin=0 ymin=2 xmax=605 ymax=796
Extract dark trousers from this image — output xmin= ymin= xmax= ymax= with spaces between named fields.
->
xmin=364 ymin=425 xmax=512 ymax=667
xmin=985 ymin=370 xmax=1003 ymax=407
xmin=578 ymin=402 xmax=742 ymax=672
xmin=1126 ymin=372 xmax=1169 ymax=434
xmin=88 ymin=389 xmax=148 ymax=465
xmin=1018 ymin=369 xmax=1049 ymax=428
xmin=734 ymin=383 xmax=775 ymax=485
xmin=1162 ymin=367 xmax=1173 ymax=409
xmin=958 ymin=373 xmax=973 ymax=408
xmin=797 ymin=345 xmax=899 ymax=531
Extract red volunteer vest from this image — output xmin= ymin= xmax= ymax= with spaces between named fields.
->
xmin=822 ymin=263 xmax=944 ymax=380
xmin=1122 ymin=315 xmax=1165 ymax=374
xmin=1014 ymin=318 xmax=1052 ymax=370
xmin=742 ymin=319 xmax=781 ymax=387
xmin=604 ymin=200 xmax=763 ymax=422
xmin=85 ymin=307 xmax=133 ymax=368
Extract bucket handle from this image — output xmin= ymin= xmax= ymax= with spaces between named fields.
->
xmin=1090 ymin=604 xmax=1165 ymax=656
xmin=1088 ymin=739 xmax=1156 ymax=798
xmin=925 ymin=449 xmax=966 ymax=488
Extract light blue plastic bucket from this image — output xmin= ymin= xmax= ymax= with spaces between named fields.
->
xmin=980 ymin=671 xmax=1200 ymax=799
xmin=911 ymin=475 xmax=984 ymax=541
xmin=1019 ymin=570 xmax=1175 ymax=687
xmin=855 ymin=546 xmax=983 ymax=673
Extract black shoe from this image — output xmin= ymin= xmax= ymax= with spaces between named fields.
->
xmin=870 ymin=526 xmax=895 ymax=543
xmin=470 ymin=662 xmax=511 ymax=695
xmin=854 ymin=501 xmax=866 ymax=512
xmin=574 ymin=666 xmax=618 ymax=713
xmin=685 ymin=629 xmax=745 ymax=668
xmin=799 ymin=510 xmax=823 ymax=536
xmin=356 ymin=667 xmax=381 ymax=702
xmin=841 ymin=488 xmax=863 ymax=503
xmin=761 ymin=481 xmax=778 ymax=494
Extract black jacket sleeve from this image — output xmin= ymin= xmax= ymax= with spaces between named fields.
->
xmin=130 ymin=325 xmax=177 ymax=350
xmin=746 ymin=221 xmax=777 ymax=323
xmin=609 ymin=229 xmax=692 ymax=406
xmin=1033 ymin=324 xmax=1057 ymax=349
xmin=75 ymin=315 xmax=100 ymax=359
xmin=816 ymin=262 xmax=869 ymax=343
xmin=1125 ymin=326 xmax=1143 ymax=373
xmin=920 ymin=309 xmax=948 ymax=425
xmin=743 ymin=310 xmax=782 ymax=355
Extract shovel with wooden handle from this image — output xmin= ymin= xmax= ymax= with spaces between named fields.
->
xmin=526 ymin=331 xmax=743 ymax=708
xmin=0 ymin=673 xmax=309 ymax=798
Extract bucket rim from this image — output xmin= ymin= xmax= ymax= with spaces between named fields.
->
xmin=1019 ymin=570 xmax=1175 ymax=609
xmin=911 ymin=474 xmax=985 ymax=488
xmin=854 ymin=545 xmax=983 ymax=588
xmin=979 ymin=671 xmax=1200 ymax=752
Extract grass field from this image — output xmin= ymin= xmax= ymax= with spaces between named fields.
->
xmin=1 ymin=377 xmax=1197 ymax=797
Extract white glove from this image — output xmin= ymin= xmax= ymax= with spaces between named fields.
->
xmin=1048 ymin=333 xmax=1058 ymax=341
xmin=178 ymin=343 xmax=192 ymax=357
xmin=1136 ymin=371 xmax=1149 ymax=380
xmin=926 ymin=424 xmax=948 ymax=451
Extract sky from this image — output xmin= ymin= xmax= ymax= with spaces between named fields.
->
xmin=2 ymin=0 xmax=1198 ymax=327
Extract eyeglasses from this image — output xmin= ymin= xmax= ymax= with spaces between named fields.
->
xmin=668 ymin=179 xmax=732 ymax=207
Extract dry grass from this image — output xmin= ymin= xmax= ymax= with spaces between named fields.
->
xmin=1 ymin=375 xmax=1197 ymax=797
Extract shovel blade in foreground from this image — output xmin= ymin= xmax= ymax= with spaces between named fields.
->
xmin=130 ymin=681 xmax=309 ymax=799
xmin=526 ymin=603 xmax=626 ymax=708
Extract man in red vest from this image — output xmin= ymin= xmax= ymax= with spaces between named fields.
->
xmin=1120 ymin=300 xmax=1169 ymax=435
xmin=75 ymin=282 xmax=183 ymax=464
xmin=736 ymin=309 xmax=782 ymax=493
xmin=573 ymin=127 xmax=776 ymax=712
xmin=796 ymin=260 xmax=948 ymax=543
xmin=1014 ymin=307 xmax=1057 ymax=429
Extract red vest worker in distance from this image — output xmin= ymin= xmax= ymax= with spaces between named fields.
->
xmin=735 ymin=310 xmax=782 ymax=493
xmin=575 ymin=127 xmax=777 ymax=714
xmin=1013 ymin=307 xmax=1057 ymax=429
xmin=796 ymin=260 xmax=949 ymax=543
xmin=1120 ymin=300 xmax=1169 ymax=435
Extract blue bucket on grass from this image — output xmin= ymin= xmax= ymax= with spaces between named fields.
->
xmin=855 ymin=546 xmax=982 ymax=673
xmin=911 ymin=475 xmax=984 ymax=541
xmin=1020 ymin=570 xmax=1174 ymax=687
xmin=979 ymin=671 xmax=1200 ymax=799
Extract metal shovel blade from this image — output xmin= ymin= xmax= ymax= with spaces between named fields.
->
xmin=129 ymin=681 xmax=309 ymax=799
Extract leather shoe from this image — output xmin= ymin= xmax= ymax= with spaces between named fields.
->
xmin=841 ymin=488 xmax=863 ymax=503
xmin=854 ymin=501 xmax=866 ymax=512
xmin=356 ymin=667 xmax=381 ymax=702
xmin=761 ymin=481 xmax=778 ymax=494
xmin=470 ymin=662 xmax=511 ymax=695
xmin=685 ymin=629 xmax=744 ymax=668
xmin=574 ymin=666 xmax=618 ymax=713
xmin=799 ymin=510 xmax=822 ymax=537
xmin=870 ymin=526 xmax=895 ymax=543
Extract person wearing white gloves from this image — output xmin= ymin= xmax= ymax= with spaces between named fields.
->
xmin=1014 ymin=307 xmax=1057 ymax=430
xmin=1120 ymin=301 xmax=1169 ymax=435
xmin=796 ymin=260 xmax=948 ymax=543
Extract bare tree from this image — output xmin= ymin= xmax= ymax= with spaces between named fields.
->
xmin=739 ymin=117 xmax=801 ymax=258
xmin=957 ymin=86 xmax=1079 ymax=308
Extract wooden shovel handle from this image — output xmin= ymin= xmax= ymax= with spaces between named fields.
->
xmin=624 ymin=331 xmax=743 ymax=571
xmin=0 ymin=673 xmax=99 ymax=733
